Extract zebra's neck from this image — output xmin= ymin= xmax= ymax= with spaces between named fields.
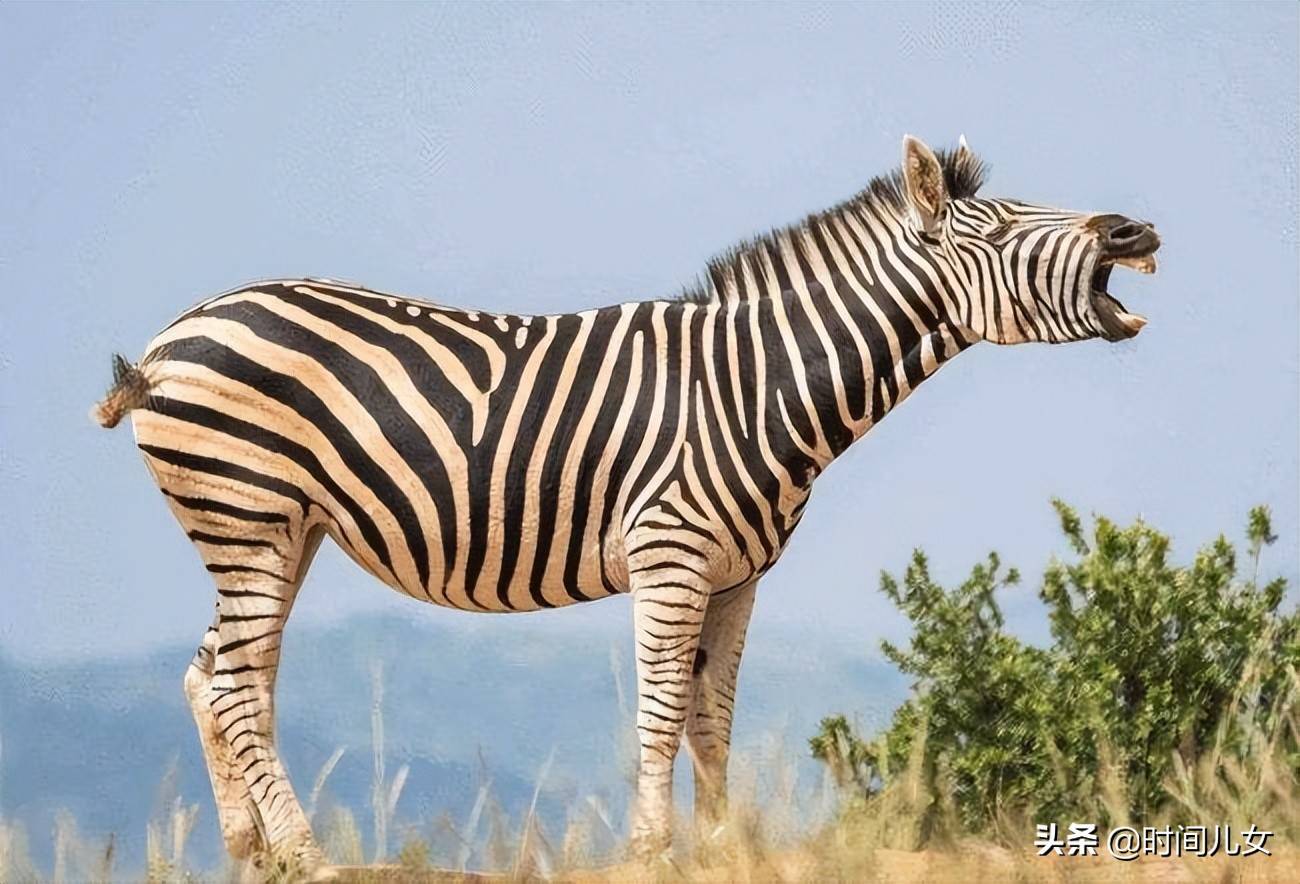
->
xmin=700 ymin=201 xmax=978 ymax=484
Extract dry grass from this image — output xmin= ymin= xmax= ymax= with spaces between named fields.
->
xmin=314 ymin=708 xmax=1299 ymax=884
xmin=2 ymin=754 xmax=1295 ymax=883
xmin=1 ymin=655 xmax=1295 ymax=882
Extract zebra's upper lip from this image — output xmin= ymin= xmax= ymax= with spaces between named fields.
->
xmin=1090 ymin=240 xmax=1159 ymax=341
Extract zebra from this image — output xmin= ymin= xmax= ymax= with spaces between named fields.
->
xmin=92 ymin=135 xmax=1159 ymax=873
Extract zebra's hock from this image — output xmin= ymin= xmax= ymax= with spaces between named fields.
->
xmin=91 ymin=353 xmax=153 ymax=428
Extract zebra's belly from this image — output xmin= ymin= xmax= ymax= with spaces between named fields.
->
xmin=326 ymin=511 xmax=632 ymax=613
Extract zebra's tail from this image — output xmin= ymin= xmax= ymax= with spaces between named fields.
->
xmin=91 ymin=353 xmax=153 ymax=428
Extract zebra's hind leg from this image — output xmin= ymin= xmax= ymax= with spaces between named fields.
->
xmin=684 ymin=581 xmax=757 ymax=840
xmin=196 ymin=525 xmax=328 ymax=874
xmin=184 ymin=615 xmax=263 ymax=860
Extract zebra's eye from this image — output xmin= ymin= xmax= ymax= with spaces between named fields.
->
xmin=918 ymin=231 xmax=942 ymax=248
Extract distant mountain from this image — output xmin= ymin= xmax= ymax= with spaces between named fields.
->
xmin=0 ymin=612 xmax=906 ymax=875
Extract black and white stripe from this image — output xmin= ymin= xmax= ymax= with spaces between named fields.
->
xmin=95 ymin=134 xmax=1158 ymax=868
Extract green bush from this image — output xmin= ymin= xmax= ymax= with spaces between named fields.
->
xmin=811 ymin=502 xmax=1298 ymax=841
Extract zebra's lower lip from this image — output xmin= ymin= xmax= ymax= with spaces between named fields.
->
xmin=1090 ymin=259 xmax=1152 ymax=340
xmin=1092 ymin=289 xmax=1147 ymax=339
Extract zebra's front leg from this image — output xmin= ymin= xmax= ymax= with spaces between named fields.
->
xmin=628 ymin=572 xmax=710 ymax=858
xmin=685 ymin=580 xmax=756 ymax=836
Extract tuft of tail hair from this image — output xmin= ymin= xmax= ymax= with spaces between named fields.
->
xmin=91 ymin=353 xmax=152 ymax=429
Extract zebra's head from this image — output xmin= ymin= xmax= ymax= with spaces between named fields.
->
xmin=899 ymin=135 xmax=1160 ymax=344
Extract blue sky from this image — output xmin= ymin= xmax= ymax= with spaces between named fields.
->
xmin=1 ymin=2 xmax=1296 ymax=660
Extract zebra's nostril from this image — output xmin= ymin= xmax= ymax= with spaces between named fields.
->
xmin=1092 ymin=213 xmax=1160 ymax=257
xmin=1087 ymin=213 xmax=1146 ymax=241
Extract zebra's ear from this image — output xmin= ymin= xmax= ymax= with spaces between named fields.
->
xmin=901 ymin=134 xmax=948 ymax=235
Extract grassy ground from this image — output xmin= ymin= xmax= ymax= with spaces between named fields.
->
xmin=2 ymin=732 xmax=1295 ymax=883
xmin=3 ymin=653 xmax=1295 ymax=882
xmin=319 ymin=839 xmax=1300 ymax=883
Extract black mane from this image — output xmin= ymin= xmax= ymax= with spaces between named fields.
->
xmin=676 ymin=145 xmax=987 ymax=304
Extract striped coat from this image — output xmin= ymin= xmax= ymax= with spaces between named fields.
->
xmin=93 ymin=135 xmax=1159 ymax=871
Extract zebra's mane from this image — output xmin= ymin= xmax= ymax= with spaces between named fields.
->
xmin=676 ymin=146 xmax=987 ymax=304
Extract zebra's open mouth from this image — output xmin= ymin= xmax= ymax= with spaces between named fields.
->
xmin=1091 ymin=251 xmax=1158 ymax=341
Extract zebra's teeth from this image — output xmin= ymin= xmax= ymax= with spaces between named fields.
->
xmin=1114 ymin=254 xmax=1157 ymax=274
